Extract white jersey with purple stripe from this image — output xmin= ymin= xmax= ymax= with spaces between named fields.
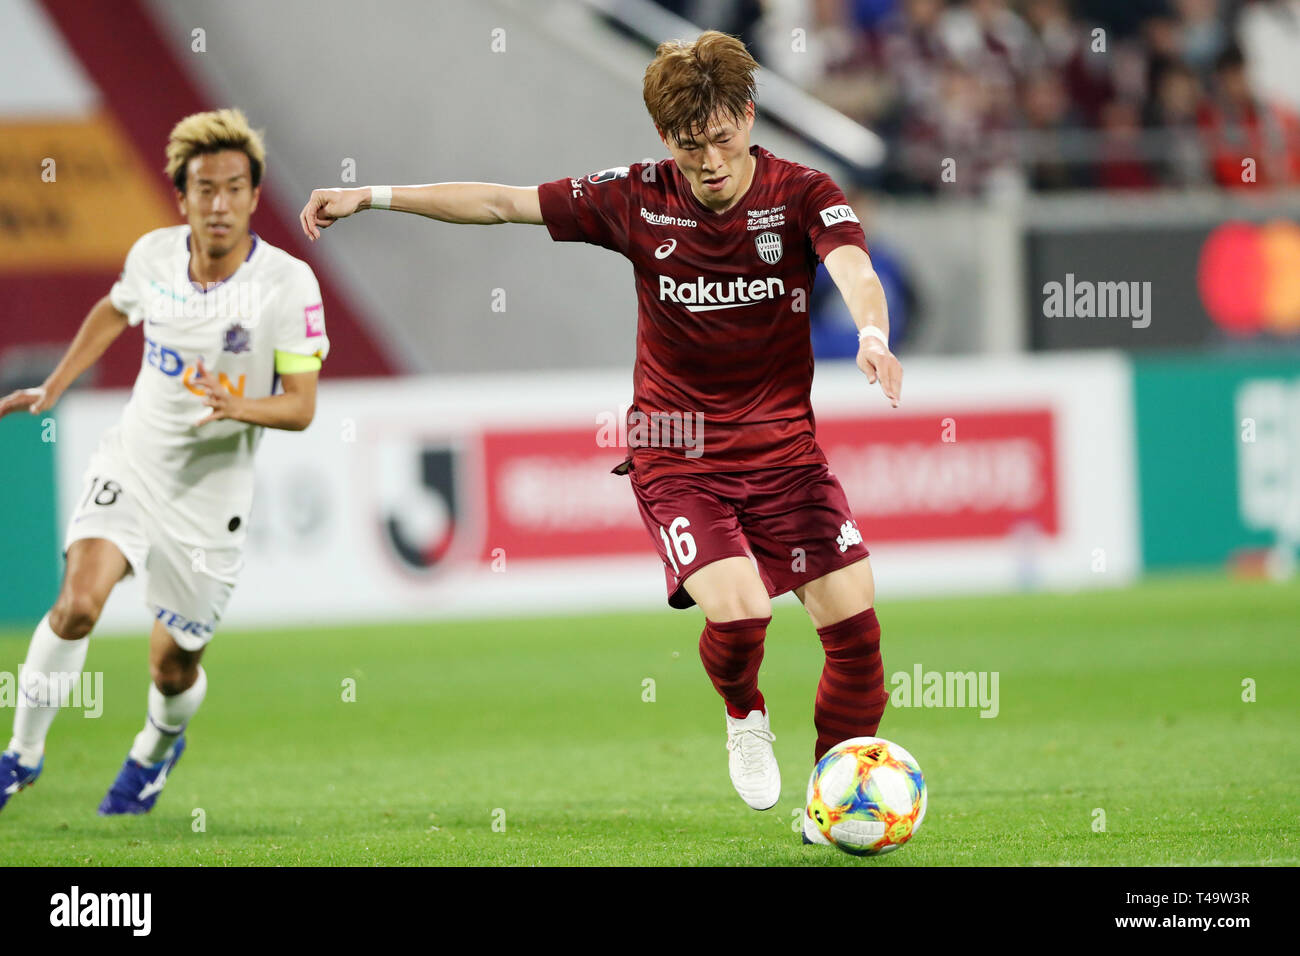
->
xmin=105 ymin=225 xmax=329 ymax=549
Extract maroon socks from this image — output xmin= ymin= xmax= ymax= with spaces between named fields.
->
xmin=814 ymin=607 xmax=888 ymax=762
xmin=699 ymin=616 xmax=770 ymax=718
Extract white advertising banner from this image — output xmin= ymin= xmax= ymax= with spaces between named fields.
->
xmin=54 ymin=355 xmax=1138 ymax=635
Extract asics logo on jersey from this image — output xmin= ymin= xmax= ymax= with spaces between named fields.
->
xmin=658 ymin=275 xmax=786 ymax=313
xmin=654 ymin=239 xmax=678 ymax=259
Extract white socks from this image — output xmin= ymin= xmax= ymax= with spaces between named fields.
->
xmin=6 ymin=614 xmax=209 ymax=770
xmin=8 ymin=614 xmax=89 ymax=768
xmin=130 ymin=666 xmax=206 ymax=765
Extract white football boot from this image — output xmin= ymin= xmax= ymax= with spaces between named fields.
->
xmin=725 ymin=708 xmax=781 ymax=810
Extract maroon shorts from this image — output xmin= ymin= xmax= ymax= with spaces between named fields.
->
xmin=628 ymin=462 xmax=870 ymax=609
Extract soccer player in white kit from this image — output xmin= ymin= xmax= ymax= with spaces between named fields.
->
xmin=0 ymin=109 xmax=328 ymax=815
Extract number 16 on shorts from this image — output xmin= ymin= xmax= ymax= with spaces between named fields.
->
xmin=659 ymin=517 xmax=697 ymax=574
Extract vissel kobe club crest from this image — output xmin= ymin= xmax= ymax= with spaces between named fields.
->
xmin=222 ymin=322 xmax=251 ymax=354
xmin=754 ymin=231 xmax=783 ymax=265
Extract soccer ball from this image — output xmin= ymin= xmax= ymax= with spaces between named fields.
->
xmin=805 ymin=736 xmax=927 ymax=856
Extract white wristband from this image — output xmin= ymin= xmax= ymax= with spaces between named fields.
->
xmin=370 ymin=185 xmax=392 ymax=211
xmin=858 ymin=325 xmax=888 ymax=347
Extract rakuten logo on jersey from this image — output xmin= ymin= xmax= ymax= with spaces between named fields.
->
xmin=658 ymin=275 xmax=786 ymax=312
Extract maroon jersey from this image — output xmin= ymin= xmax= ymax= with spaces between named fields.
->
xmin=537 ymin=145 xmax=869 ymax=482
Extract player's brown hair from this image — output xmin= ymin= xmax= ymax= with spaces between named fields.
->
xmin=643 ymin=31 xmax=758 ymax=144
xmin=165 ymin=108 xmax=266 ymax=193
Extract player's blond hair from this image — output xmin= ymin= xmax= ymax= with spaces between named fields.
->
xmin=164 ymin=108 xmax=266 ymax=193
xmin=642 ymin=31 xmax=758 ymax=144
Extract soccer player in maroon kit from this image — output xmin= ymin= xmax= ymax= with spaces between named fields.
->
xmin=299 ymin=31 xmax=902 ymax=843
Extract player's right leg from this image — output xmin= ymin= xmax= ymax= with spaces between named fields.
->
xmin=629 ymin=468 xmax=781 ymax=810
xmin=682 ymin=558 xmax=782 ymax=810
xmin=1 ymin=539 xmax=128 ymax=812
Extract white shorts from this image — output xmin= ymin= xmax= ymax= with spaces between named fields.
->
xmin=65 ymin=442 xmax=241 ymax=651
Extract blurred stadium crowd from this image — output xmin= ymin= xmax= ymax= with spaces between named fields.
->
xmin=656 ymin=0 xmax=1300 ymax=193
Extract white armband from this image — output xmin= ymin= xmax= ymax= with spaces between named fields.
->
xmin=370 ymin=185 xmax=393 ymax=211
xmin=858 ymin=325 xmax=888 ymax=348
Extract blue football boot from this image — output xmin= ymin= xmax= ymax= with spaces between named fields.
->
xmin=0 ymin=749 xmax=44 ymax=812
xmin=97 ymin=736 xmax=186 ymax=815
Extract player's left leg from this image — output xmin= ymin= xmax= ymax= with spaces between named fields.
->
xmin=794 ymin=558 xmax=888 ymax=846
xmin=98 ymin=535 xmax=235 ymax=816
xmin=740 ymin=464 xmax=889 ymax=762
xmin=134 ymin=619 xmax=206 ymax=765
xmin=98 ymin=619 xmax=210 ymax=817
xmin=794 ymin=556 xmax=888 ymax=761
xmin=741 ymin=463 xmax=888 ymax=844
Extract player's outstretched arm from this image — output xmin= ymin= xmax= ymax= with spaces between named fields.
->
xmin=299 ymin=183 xmax=543 ymax=240
xmin=0 ymin=295 xmax=129 ymax=420
xmin=824 ymin=244 xmax=902 ymax=408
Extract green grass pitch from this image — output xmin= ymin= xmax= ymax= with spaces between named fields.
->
xmin=1 ymin=573 xmax=1296 ymax=866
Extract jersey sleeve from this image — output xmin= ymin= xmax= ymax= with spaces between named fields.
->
xmin=536 ymin=166 xmax=634 ymax=254
xmin=108 ymin=235 xmax=149 ymax=327
xmin=272 ymin=264 xmax=330 ymax=364
xmin=802 ymin=172 xmax=869 ymax=263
